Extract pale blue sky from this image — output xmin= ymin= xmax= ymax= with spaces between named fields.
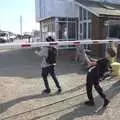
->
xmin=0 ymin=0 xmax=39 ymax=34
xmin=0 ymin=0 xmax=119 ymax=34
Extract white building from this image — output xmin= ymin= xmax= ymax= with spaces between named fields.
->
xmin=35 ymin=0 xmax=79 ymax=41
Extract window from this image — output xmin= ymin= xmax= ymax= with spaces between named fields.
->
xmin=68 ymin=22 xmax=76 ymax=40
xmin=42 ymin=25 xmax=48 ymax=32
xmin=79 ymin=6 xmax=92 ymax=40
xmin=59 ymin=18 xmax=67 ymax=21
xmin=88 ymin=22 xmax=92 ymax=39
xmin=58 ymin=22 xmax=67 ymax=40
xmin=88 ymin=12 xmax=92 ymax=20
xmin=68 ymin=18 xmax=76 ymax=21
xmin=80 ymin=23 xmax=82 ymax=33
xmin=78 ymin=6 xmax=92 ymax=50
xmin=83 ymin=9 xmax=87 ymax=20
xmin=79 ymin=7 xmax=82 ymax=21
xmin=79 ymin=34 xmax=83 ymax=40
xmin=83 ymin=23 xmax=87 ymax=39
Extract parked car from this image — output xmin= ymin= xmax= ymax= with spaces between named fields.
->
xmin=0 ymin=38 xmax=6 ymax=43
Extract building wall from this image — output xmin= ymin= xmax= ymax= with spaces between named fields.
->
xmin=35 ymin=0 xmax=79 ymax=21
xmin=92 ymin=15 xmax=107 ymax=57
xmin=92 ymin=15 xmax=106 ymax=40
xmin=35 ymin=0 xmax=40 ymax=21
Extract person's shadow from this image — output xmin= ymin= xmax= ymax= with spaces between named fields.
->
xmin=57 ymin=80 xmax=120 ymax=120
xmin=0 ymin=93 xmax=49 ymax=114
xmin=1 ymin=81 xmax=120 ymax=120
xmin=0 ymin=83 xmax=85 ymax=115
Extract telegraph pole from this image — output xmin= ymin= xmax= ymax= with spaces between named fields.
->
xmin=20 ymin=15 xmax=22 ymax=35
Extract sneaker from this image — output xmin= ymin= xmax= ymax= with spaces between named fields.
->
xmin=103 ymin=99 xmax=110 ymax=107
xmin=42 ymin=89 xmax=51 ymax=94
xmin=84 ymin=101 xmax=95 ymax=106
xmin=57 ymin=88 xmax=62 ymax=94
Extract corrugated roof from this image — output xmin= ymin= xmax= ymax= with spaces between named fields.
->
xmin=75 ymin=0 xmax=120 ymax=17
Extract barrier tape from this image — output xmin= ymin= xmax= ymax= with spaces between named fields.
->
xmin=0 ymin=39 xmax=119 ymax=50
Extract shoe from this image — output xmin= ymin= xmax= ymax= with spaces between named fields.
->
xmin=103 ymin=99 xmax=110 ymax=107
xmin=42 ymin=89 xmax=51 ymax=94
xmin=84 ymin=101 xmax=95 ymax=106
xmin=56 ymin=88 xmax=62 ymax=94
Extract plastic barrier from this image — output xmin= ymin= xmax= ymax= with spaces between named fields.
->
xmin=0 ymin=39 xmax=119 ymax=50
xmin=111 ymin=62 xmax=120 ymax=76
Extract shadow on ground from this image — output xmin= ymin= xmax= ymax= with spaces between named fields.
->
xmin=26 ymin=81 xmax=120 ymax=120
xmin=57 ymin=81 xmax=120 ymax=120
xmin=20 ymin=80 xmax=120 ymax=120
xmin=1 ymin=81 xmax=120 ymax=120
xmin=0 ymin=83 xmax=85 ymax=115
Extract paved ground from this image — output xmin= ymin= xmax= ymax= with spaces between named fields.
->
xmin=0 ymin=48 xmax=120 ymax=120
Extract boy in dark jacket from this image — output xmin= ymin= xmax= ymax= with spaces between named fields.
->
xmin=85 ymin=58 xmax=110 ymax=107
xmin=85 ymin=47 xmax=117 ymax=107
xmin=35 ymin=36 xmax=61 ymax=94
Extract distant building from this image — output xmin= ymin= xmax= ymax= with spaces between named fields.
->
xmin=32 ymin=30 xmax=41 ymax=42
xmin=35 ymin=0 xmax=120 ymax=57
xmin=35 ymin=0 xmax=78 ymax=41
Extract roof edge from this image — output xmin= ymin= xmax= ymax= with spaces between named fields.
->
xmin=75 ymin=1 xmax=99 ymax=17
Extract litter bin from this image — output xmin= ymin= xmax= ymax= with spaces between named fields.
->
xmin=111 ymin=62 xmax=120 ymax=76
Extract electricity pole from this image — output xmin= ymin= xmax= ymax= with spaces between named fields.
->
xmin=20 ymin=15 xmax=23 ymax=35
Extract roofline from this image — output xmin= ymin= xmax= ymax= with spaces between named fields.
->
xmin=99 ymin=14 xmax=120 ymax=19
xmin=37 ymin=16 xmax=78 ymax=22
xmin=75 ymin=1 xmax=99 ymax=17
xmin=36 ymin=16 xmax=54 ymax=22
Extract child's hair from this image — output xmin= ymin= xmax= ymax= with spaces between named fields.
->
xmin=46 ymin=36 xmax=55 ymax=42
xmin=107 ymin=47 xmax=116 ymax=58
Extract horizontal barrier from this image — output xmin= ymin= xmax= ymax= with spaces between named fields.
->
xmin=0 ymin=39 xmax=119 ymax=50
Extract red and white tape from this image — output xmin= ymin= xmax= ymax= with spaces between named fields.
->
xmin=0 ymin=39 xmax=119 ymax=50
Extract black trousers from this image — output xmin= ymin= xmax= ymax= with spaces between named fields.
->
xmin=41 ymin=65 xmax=61 ymax=90
xmin=86 ymin=67 xmax=107 ymax=102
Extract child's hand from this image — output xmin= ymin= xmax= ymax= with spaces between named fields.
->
xmin=88 ymin=61 xmax=97 ymax=67
xmin=34 ymin=50 xmax=39 ymax=54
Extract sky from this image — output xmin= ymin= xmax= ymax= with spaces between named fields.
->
xmin=0 ymin=0 xmax=39 ymax=34
xmin=0 ymin=0 xmax=119 ymax=34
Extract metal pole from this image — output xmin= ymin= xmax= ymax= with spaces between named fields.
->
xmin=67 ymin=0 xmax=69 ymax=40
xmin=20 ymin=15 xmax=23 ymax=35
xmin=40 ymin=22 xmax=43 ymax=41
